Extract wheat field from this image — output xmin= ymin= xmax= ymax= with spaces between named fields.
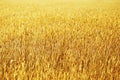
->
xmin=0 ymin=0 xmax=120 ymax=80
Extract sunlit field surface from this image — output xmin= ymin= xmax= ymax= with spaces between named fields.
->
xmin=0 ymin=0 xmax=120 ymax=80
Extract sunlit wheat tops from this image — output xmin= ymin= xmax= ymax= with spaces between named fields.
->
xmin=0 ymin=0 xmax=120 ymax=80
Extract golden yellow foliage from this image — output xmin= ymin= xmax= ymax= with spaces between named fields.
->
xmin=0 ymin=0 xmax=120 ymax=80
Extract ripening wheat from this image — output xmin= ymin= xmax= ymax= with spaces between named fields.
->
xmin=0 ymin=0 xmax=120 ymax=80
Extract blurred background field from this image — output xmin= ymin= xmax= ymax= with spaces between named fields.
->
xmin=0 ymin=0 xmax=120 ymax=80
